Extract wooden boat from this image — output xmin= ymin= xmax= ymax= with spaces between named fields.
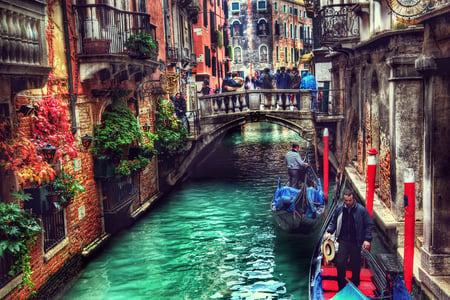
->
xmin=308 ymin=179 xmax=411 ymax=300
xmin=270 ymin=166 xmax=325 ymax=233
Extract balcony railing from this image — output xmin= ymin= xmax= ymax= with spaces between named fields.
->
xmin=74 ymin=3 xmax=156 ymax=55
xmin=0 ymin=0 xmax=51 ymax=90
xmin=318 ymin=4 xmax=360 ymax=46
xmin=167 ymin=46 xmax=179 ymax=61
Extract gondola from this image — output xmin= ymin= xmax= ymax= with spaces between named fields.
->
xmin=308 ymin=178 xmax=411 ymax=300
xmin=270 ymin=165 xmax=325 ymax=233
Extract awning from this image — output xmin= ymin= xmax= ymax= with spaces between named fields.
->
xmin=300 ymin=53 xmax=313 ymax=64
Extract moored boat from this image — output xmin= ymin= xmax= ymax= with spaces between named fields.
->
xmin=270 ymin=166 xmax=325 ymax=233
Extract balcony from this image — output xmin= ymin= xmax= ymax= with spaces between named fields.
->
xmin=74 ymin=3 xmax=158 ymax=82
xmin=167 ymin=46 xmax=179 ymax=62
xmin=318 ymin=4 xmax=360 ymax=47
xmin=0 ymin=0 xmax=52 ymax=92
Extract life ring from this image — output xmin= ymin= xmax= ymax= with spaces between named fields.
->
xmin=321 ymin=239 xmax=335 ymax=263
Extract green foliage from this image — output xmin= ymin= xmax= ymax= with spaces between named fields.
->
xmin=142 ymin=131 xmax=159 ymax=157
xmin=0 ymin=201 xmax=41 ymax=288
xmin=47 ymin=170 xmax=85 ymax=211
xmin=115 ymin=156 xmax=150 ymax=177
xmin=91 ymin=99 xmax=143 ymax=161
xmin=124 ymin=32 xmax=158 ymax=57
xmin=155 ymin=98 xmax=188 ymax=156
xmin=216 ymin=30 xmax=223 ymax=48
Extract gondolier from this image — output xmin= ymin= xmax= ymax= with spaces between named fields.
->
xmin=284 ymin=143 xmax=309 ymax=189
xmin=324 ymin=189 xmax=374 ymax=291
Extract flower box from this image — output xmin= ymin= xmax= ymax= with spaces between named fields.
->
xmin=83 ymin=38 xmax=111 ymax=54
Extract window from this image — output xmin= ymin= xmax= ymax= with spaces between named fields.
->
xmin=257 ymin=0 xmax=267 ymax=11
xmin=274 ymin=2 xmax=278 ymax=10
xmin=275 ymin=21 xmax=280 ymax=36
xmin=300 ymin=26 xmax=304 ymax=39
xmin=291 ymin=47 xmax=294 ymax=63
xmin=283 ymin=5 xmax=287 ymax=13
xmin=290 ymin=23 xmax=293 ymax=39
xmin=231 ymin=1 xmax=240 ymax=12
xmin=284 ymin=22 xmax=288 ymax=38
xmin=259 ymin=45 xmax=268 ymax=63
xmin=231 ymin=20 xmax=242 ymax=36
xmin=294 ymin=24 xmax=297 ymax=39
xmin=294 ymin=8 xmax=298 ymax=15
xmin=257 ymin=19 xmax=269 ymax=36
xmin=289 ymin=6 xmax=293 ymax=14
xmin=284 ymin=47 xmax=288 ymax=63
xmin=276 ymin=45 xmax=279 ymax=62
xmin=203 ymin=0 xmax=208 ymax=27
xmin=212 ymin=56 xmax=217 ymax=76
xmin=234 ymin=46 xmax=242 ymax=63
xmin=205 ymin=46 xmax=211 ymax=67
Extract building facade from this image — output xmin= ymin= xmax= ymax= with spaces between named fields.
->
xmin=312 ymin=0 xmax=450 ymax=298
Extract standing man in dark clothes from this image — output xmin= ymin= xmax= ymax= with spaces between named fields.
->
xmin=324 ymin=189 xmax=374 ymax=291
xmin=276 ymin=66 xmax=291 ymax=110
xmin=284 ymin=143 xmax=309 ymax=188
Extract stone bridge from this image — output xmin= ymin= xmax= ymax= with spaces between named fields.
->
xmin=160 ymin=89 xmax=344 ymax=188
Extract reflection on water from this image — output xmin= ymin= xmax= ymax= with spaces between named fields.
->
xmin=61 ymin=123 xmax=330 ymax=300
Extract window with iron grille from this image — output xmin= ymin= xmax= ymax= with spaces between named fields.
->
xmin=231 ymin=20 xmax=242 ymax=36
xmin=43 ymin=209 xmax=66 ymax=252
xmin=0 ymin=252 xmax=17 ymax=288
xmin=257 ymin=19 xmax=269 ymax=36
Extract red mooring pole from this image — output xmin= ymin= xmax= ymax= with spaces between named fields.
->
xmin=404 ymin=168 xmax=415 ymax=293
xmin=323 ymin=128 xmax=329 ymax=200
xmin=365 ymin=148 xmax=378 ymax=218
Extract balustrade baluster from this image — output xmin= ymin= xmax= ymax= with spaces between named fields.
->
xmin=31 ymin=19 xmax=39 ymax=64
xmin=6 ymin=11 xmax=16 ymax=63
xmin=25 ymin=17 xmax=34 ymax=64
xmin=0 ymin=9 xmax=9 ymax=63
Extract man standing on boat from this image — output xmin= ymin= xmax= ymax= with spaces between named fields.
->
xmin=324 ymin=189 xmax=374 ymax=291
xmin=284 ymin=143 xmax=309 ymax=189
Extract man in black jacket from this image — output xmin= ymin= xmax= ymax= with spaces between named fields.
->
xmin=325 ymin=189 xmax=374 ymax=290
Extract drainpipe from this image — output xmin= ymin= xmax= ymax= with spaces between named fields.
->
xmin=62 ymin=0 xmax=77 ymax=134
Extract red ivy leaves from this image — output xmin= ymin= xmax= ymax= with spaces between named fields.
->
xmin=33 ymin=96 xmax=78 ymax=160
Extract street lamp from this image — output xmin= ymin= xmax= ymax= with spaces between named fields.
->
xmin=41 ymin=143 xmax=57 ymax=163
xmin=17 ymin=104 xmax=35 ymax=116
xmin=81 ymin=134 xmax=93 ymax=151
xmin=143 ymin=123 xmax=151 ymax=132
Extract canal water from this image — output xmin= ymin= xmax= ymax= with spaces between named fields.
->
xmin=60 ymin=123 xmax=387 ymax=300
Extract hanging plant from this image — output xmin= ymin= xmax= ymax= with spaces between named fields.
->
xmin=47 ymin=170 xmax=85 ymax=211
xmin=216 ymin=30 xmax=223 ymax=48
xmin=0 ymin=197 xmax=42 ymax=289
xmin=154 ymin=98 xmax=188 ymax=156
xmin=115 ymin=156 xmax=150 ymax=177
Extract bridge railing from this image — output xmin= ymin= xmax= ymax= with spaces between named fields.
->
xmin=197 ymin=89 xmax=321 ymax=116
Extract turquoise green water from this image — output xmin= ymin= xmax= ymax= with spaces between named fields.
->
xmin=61 ymin=123 xmax=385 ymax=299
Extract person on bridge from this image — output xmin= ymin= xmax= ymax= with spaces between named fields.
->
xmin=324 ymin=189 xmax=373 ymax=291
xmin=284 ymin=143 xmax=309 ymax=189
xmin=276 ymin=66 xmax=291 ymax=110
xmin=222 ymin=72 xmax=242 ymax=113
xmin=171 ymin=92 xmax=190 ymax=133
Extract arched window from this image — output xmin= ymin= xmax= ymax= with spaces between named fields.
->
xmin=231 ymin=20 xmax=242 ymax=37
xmin=259 ymin=44 xmax=268 ymax=63
xmin=284 ymin=22 xmax=288 ymax=38
xmin=257 ymin=19 xmax=269 ymax=36
xmin=234 ymin=46 xmax=242 ymax=63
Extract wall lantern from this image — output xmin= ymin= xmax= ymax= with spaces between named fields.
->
xmin=41 ymin=143 xmax=57 ymax=163
xmin=143 ymin=123 xmax=151 ymax=132
xmin=17 ymin=104 xmax=35 ymax=116
xmin=81 ymin=134 xmax=93 ymax=150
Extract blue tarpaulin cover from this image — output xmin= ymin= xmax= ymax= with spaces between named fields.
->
xmin=272 ymin=178 xmax=324 ymax=216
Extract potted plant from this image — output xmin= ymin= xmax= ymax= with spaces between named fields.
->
xmin=83 ymin=38 xmax=111 ymax=54
xmin=91 ymin=89 xmax=156 ymax=178
xmin=0 ymin=192 xmax=42 ymax=288
xmin=47 ymin=170 xmax=85 ymax=210
xmin=115 ymin=156 xmax=150 ymax=177
xmin=124 ymin=32 xmax=158 ymax=59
